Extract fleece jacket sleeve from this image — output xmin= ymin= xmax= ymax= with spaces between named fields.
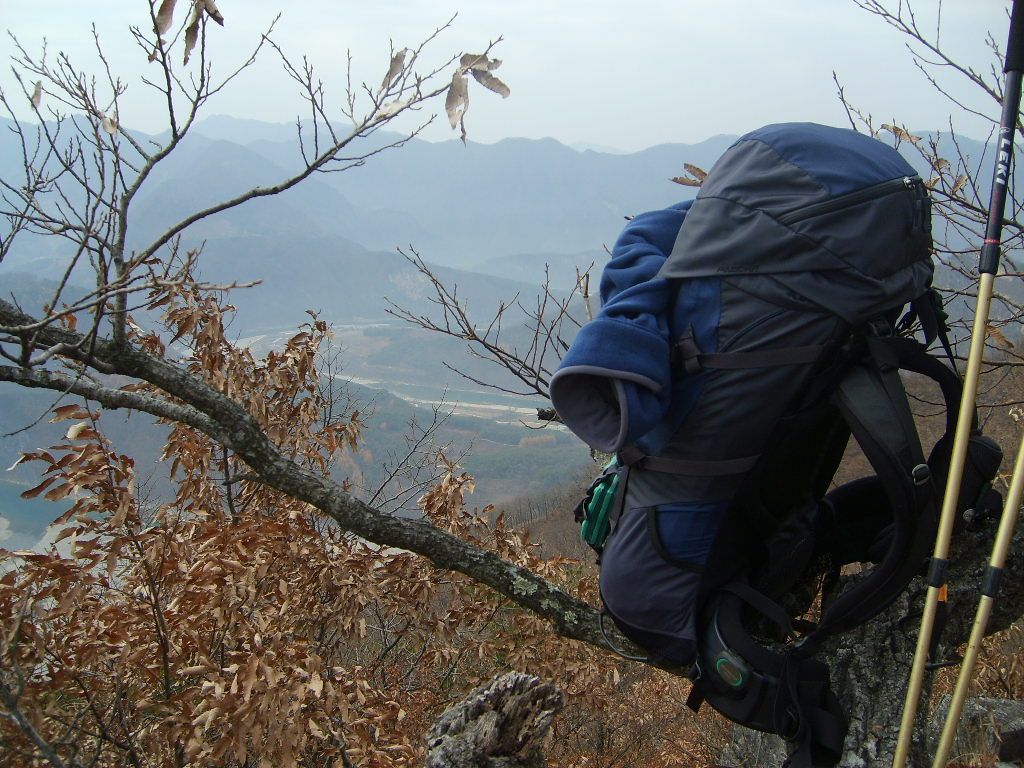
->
xmin=549 ymin=202 xmax=691 ymax=453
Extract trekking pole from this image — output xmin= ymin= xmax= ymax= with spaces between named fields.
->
xmin=931 ymin=442 xmax=1023 ymax=767
xmin=892 ymin=2 xmax=1024 ymax=766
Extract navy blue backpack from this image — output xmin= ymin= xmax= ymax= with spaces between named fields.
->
xmin=550 ymin=123 xmax=1002 ymax=768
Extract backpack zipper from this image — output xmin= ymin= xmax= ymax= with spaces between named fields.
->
xmin=776 ymin=176 xmax=920 ymax=226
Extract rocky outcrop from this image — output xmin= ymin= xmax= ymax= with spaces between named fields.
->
xmin=426 ymin=672 xmax=565 ymax=768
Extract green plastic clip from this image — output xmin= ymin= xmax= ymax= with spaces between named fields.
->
xmin=580 ymin=460 xmax=620 ymax=551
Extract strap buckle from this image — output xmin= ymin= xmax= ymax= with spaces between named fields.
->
xmin=912 ymin=463 xmax=931 ymax=486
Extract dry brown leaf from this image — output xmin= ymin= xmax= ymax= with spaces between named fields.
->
xmin=43 ymin=482 xmax=72 ymax=502
xmin=155 ymin=0 xmax=178 ymax=34
xmin=201 ymin=0 xmax=224 ymax=25
xmin=381 ymin=48 xmax=408 ymax=90
xmin=684 ymin=163 xmax=707 ymax=182
xmin=100 ymin=113 xmax=118 ymax=135
xmin=951 ymin=174 xmax=969 ymax=194
xmin=50 ymin=404 xmax=89 ymax=421
xmin=880 ymin=123 xmax=922 ymax=143
xmin=470 ymin=68 xmax=510 ymax=98
xmin=109 ymin=493 xmax=131 ymax=528
xmin=460 ymin=52 xmax=502 ymax=71
xmin=19 ymin=477 xmax=57 ymax=499
xmin=932 ymin=157 xmax=950 ymax=171
xmin=373 ymin=98 xmax=411 ymax=122
xmin=445 ymin=70 xmax=469 ymax=130
xmin=30 ymin=81 xmax=42 ymax=109
xmin=670 ymin=164 xmax=707 ymax=187
xmin=183 ymin=3 xmax=201 ymax=64
xmin=65 ymin=422 xmax=89 ymax=440
xmin=988 ymin=325 xmax=1013 ymax=348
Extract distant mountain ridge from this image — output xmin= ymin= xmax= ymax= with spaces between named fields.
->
xmin=191 ymin=116 xmax=733 ymax=267
xmin=1 ymin=114 xmax=1001 ymax=282
xmin=2 ymin=115 xmax=1015 ymax=342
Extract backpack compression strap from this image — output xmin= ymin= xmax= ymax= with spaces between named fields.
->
xmin=619 ymin=445 xmax=761 ymax=476
xmin=674 ymin=327 xmax=827 ymax=376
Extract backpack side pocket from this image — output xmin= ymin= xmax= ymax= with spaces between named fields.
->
xmin=599 ymin=500 xmax=728 ymax=666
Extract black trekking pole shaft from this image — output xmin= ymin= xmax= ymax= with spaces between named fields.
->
xmin=980 ymin=66 xmax=1023 ymax=274
xmin=980 ymin=0 xmax=1024 ymax=276
xmin=893 ymin=3 xmax=1024 ymax=766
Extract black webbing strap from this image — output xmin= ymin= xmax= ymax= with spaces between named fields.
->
xmin=722 ymin=582 xmax=797 ymax=641
xmin=619 ymin=444 xmax=760 ymax=476
xmin=635 ymin=453 xmax=760 ymax=476
xmin=899 ymin=290 xmax=958 ymax=373
xmin=685 ymin=685 xmax=704 ymax=713
xmin=675 ymin=331 xmax=825 ymax=375
xmin=781 ymin=661 xmax=848 ymax=768
xmin=607 ymin=462 xmax=631 ymax=531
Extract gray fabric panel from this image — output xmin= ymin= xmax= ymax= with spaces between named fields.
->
xmin=623 ymin=287 xmax=845 ymax=511
xmin=696 ymin=137 xmax=829 ymax=215
xmin=658 ymin=198 xmax=849 ymax=279
xmin=771 ymin=260 xmax=933 ymax=323
xmin=654 ymin=132 xmax=931 ymax=324
xmin=624 ymin=469 xmax=735 ymax=509
xmin=790 ymin=189 xmax=927 ymax=279
xmin=655 ymin=196 xmax=932 ymax=323
xmin=718 ymin=261 xmax=932 ymax=325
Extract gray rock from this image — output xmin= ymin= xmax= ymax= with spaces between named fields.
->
xmin=425 ymin=672 xmax=565 ymax=768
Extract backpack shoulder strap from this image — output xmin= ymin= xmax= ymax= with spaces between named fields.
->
xmin=869 ymin=334 xmax=962 ymax=436
xmin=810 ymin=342 xmax=939 ymax=642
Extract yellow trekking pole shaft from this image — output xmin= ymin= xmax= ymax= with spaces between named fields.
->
xmin=892 ymin=3 xmax=1024 ymax=764
xmin=931 ymin=439 xmax=1024 ymax=768
xmin=891 ymin=278 xmax=993 ymax=768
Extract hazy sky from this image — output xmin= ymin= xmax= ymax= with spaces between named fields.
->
xmin=0 ymin=1 xmax=1014 ymax=151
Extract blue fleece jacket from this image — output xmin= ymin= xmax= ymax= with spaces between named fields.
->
xmin=549 ymin=201 xmax=693 ymax=453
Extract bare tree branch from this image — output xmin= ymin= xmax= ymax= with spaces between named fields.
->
xmin=386 ymin=250 xmax=587 ymax=400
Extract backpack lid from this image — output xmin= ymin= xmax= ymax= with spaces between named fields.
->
xmin=657 ymin=122 xmax=934 ymax=323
